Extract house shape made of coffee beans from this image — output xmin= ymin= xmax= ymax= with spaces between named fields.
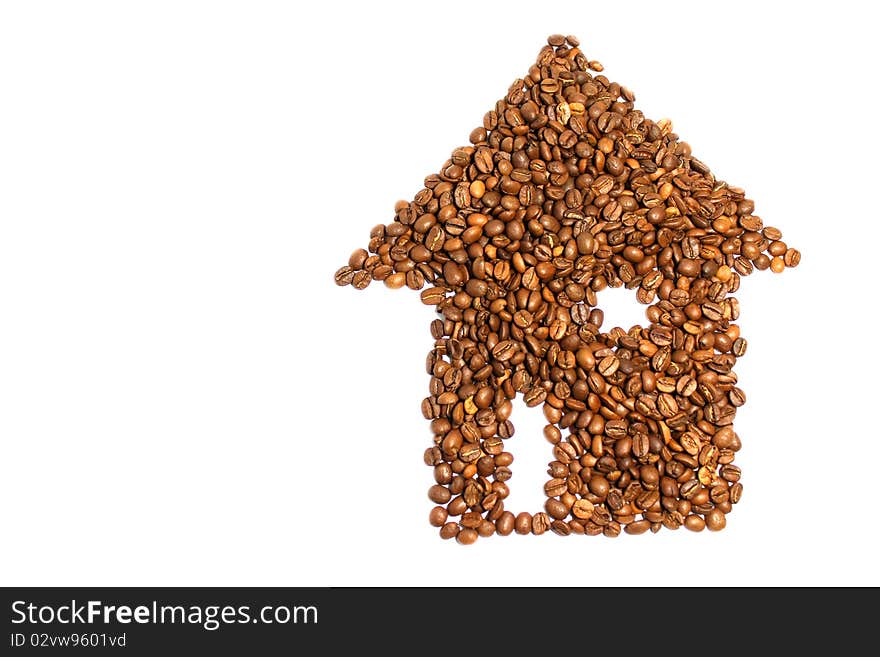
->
xmin=335 ymin=34 xmax=799 ymax=543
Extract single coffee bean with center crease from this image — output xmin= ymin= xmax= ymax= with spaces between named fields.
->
xmin=351 ymin=270 xmax=371 ymax=290
xmin=551 ymin=520 xmax=571 ymax=536
xmin=420 ymin=287 xmax=446 ymax=305
xmin=478 ymin=520 xmax=496 ymax=537
xmin=544 ymin=478 xmax=567 ymax=497
xmin=334 ymin=266 xmax=354 ymax=286
xmin=730 ymin=483 xmax=744 ymax=504
xmin=572 ymin=498 xmax=594 ymax=519
xmin=531 ymin=512 xmax=550 ymax=535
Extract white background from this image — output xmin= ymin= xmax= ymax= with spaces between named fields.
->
xmin=1 ymin=1 xmax=878 ymax=586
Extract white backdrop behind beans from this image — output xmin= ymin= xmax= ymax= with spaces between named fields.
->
xmin=0 ymin=0 xmax=877 ymax=585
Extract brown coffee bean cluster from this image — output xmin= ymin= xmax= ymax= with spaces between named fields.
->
xmin=335 ymin=35 xmax=799 ymax=542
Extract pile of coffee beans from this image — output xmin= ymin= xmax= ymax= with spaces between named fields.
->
xmin=335 ymin=35 xmax=799 ymax=542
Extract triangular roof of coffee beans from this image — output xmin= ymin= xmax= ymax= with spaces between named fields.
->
xmin=335 ymin=34 xmax=799 ymax=542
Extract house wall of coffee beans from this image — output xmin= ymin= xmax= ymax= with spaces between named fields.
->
xmin=336 ymin=34 xmax=799 ymax=543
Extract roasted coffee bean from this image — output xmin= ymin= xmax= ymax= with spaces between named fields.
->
xmin=459 ymin=443 xmax=481 ymax=463
xmin=337 ymin=34 xmax=799 ymax=539
xmin=434 ymin=463 xmax=453 ymax=484
xmin=492 ymin=340 xmax=517 ymax=361
xmin=513 ymin=310 xmax=534 ymax=328
xmin=523 ymin=387 xmax=547 ymax=407
xmin=439 ymin=522 xmax=459 ymax=540
xmin=680 ymin=479 xmax=700 ymax=500
xmin=550 ymin=519 xmax=571 ymax=536
xmin=636 ymin=489 xmax=660 ymax=510
xmin=706 ymin=508 xmax=727 ymax=531
xmin=545 ymin=498 xmax=568 ymax=520
xmin=589 ymin=475 xmax=610 ymax=498
xmin=729 ymin=387 xmax=747 ymax=407
xmin=429 ymin=506 xmax=448 ymax=527
xmin=478 ymin=520 xmax=496 ymax=537
xmin=598 ymin=355 xmax=619 ymax=376
xmin=334 ymin=266 xmax=355 ymax=286
xmin=351 ymin=270 xmax=371 ymax=290
xmin=456 ymin=528 xmax=479 ymax=545
xmin=531 ymin=512 xmax=550 ymax=535
xmin=730 ymin=483 xmax=744 ymax=504
xmin=721 ymin=464 xmax=742 ymax=482
xmin=710 ymin=485 xmax=729 ymax=505
xmin=572 ymin=498 xmax=594 ymax=520
xmin=420 ymin=287 xmax=447 ymax=305
xmin=544 ymin=478 xmax=567 ymax=497
xmin=515 ymin=512 xmax=532 ymax=535
xmin=496 ymin=511 xmax=515 ymax=536
xmin=428 ymin=485 xmax=451 ymax=504
xmin=624 ymin=519 xmax=651 ymax=535
xmin=684 ymin=515 xmax=706 ymax=532
xmin=460 ymin=511 xmax=482 ymax=529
